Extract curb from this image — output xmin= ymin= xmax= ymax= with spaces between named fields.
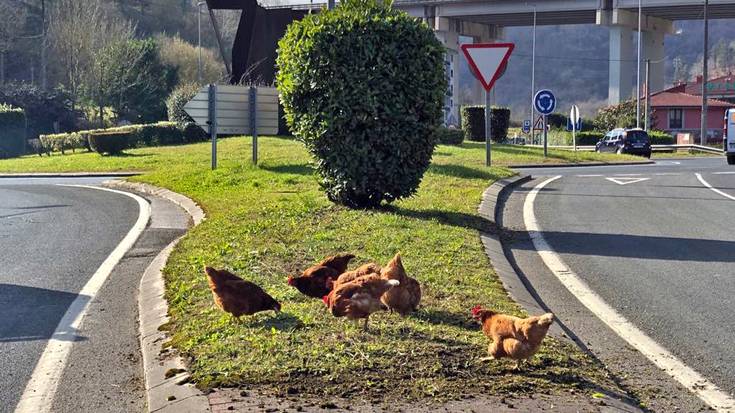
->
xmin=508 ymin=160 xmax=653 ymax=169
xmin=102 ymin=180 xmax=210 ymax=413
xmin=477 ymin=174 xmax=551 ymax=317
xmin=0 ymin=172 xmax=142 ymax=178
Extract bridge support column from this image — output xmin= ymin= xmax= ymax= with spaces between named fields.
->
xmin=432 ymin=18 xmax=461 ymax=126
xmin=608 ymin=25 xmax=634 ymax=105
xmin=643 ymin=30 xmax=665 ymax=94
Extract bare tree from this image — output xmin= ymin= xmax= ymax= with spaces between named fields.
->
xmin=0 ymin=0 xmax=28 ymax=84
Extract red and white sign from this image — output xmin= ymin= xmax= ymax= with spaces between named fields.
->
xmin=460 ymin=43 xmax=515 ymax=92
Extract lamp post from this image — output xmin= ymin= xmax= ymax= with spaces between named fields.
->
xmin=701 ymin=0 xmax=709 ymax=146
xmin=197 ymin=1 xmax=206 ymax=83
xmin=636 ymin=0 xmax=642 ymax=128
xmin=529 ymin=4 xmax=537 ymax=144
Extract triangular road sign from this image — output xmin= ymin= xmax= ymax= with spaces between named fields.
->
xmin=606 ymin=177 xmax=651 ymax=185
xmin=460 ymin=43 xmax=515 ymax=91
xmin=533 ymin=115 xmax=544 ymax=131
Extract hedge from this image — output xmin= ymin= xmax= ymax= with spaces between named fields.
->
xmin=89 ymin=132 xmax=129 ymax=155
xmin=648 ymin=130 xmax=674 ymax=145
xmin=0 ymin=104 xmax=26 ymax=158
xmin=461 ymin=106 xmax=510 ymax=143
xmin=0 ymin=82 xmax=77 ymax=140
xmin=38 ymin=121 xmax=209 ymax=155
xmin=435 ymin=126 xmax=464 ymax=145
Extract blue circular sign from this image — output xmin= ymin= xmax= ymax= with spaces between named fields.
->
xmin=534 ymin=89 xmax=556 ymax=115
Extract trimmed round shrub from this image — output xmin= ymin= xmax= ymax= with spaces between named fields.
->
xmin=435 ymin=126 xmax=464 ymax=145
xmin=166 ymin=83 xmax=201 ymax=125
xmin=460 ymin=106 xmax=510 ymax=143
xmin=276 ymin=0 xmax=446 ymax=208
xmin=89 ymin=132 xmax=129 ymax=155
xmin=183 ymin=122 xmax=209 ymax=143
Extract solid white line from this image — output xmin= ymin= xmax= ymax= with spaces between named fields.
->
xmin=696 ymin=173 xmax=735 ymax=201
xmin=712 ymin=171 xmax=735 ymax=175
xmin=14 ymin=185 xmax=150 ymax=413
xmin=524 ymin=176 xmax=735 ymax=413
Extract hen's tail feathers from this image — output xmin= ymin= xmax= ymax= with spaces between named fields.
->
xmin=539 ymin=313 xmax=555 ymax=326
xmin=386 ymin=279 xmax=400 ymax=287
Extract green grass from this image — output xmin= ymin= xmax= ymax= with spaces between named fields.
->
xmin=0 ymin=137 xmax=626 ymax=402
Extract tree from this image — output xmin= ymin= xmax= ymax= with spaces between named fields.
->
xmin=0 ymin=0 xmax=28 ymax=84
xmin=90 ymin=38 xmax=177 ymax=123
xmin=594 ymin=100 xmax=640 ymax=131
xmin=155 ymin=34 xmax=224 ymax=86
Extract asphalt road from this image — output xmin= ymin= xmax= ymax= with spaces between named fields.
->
xmin=505 ymin=157 xmax=735 ymax=410
xmin=0 ymin=178 xmax=188 ymax=412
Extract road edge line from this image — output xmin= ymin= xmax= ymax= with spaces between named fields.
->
xmin=14 ymin=185 xmax=151 ymax=413
xmin=524 ymin=176 xmax=735 ymax=413
xmin=103 ymin=180 xmax=210 ymax=413
xmin=696 ymin=173 xmax=735 ymax=201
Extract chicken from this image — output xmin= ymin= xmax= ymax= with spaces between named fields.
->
xmin=317 ymin=253 xmax=356 ymax=274
xmin=323 ymin=274 xmax=399 ymax=330
xmin=204 ymin=267 xmax=281 ymax=320
xmin=471 ymin=305 xmax=554 ymax=370
xmin=379 ymin=253 xmax=421 ymax=315
xmin=329 ymin=262 xmax=382 ymax=289
xmin=287 ymin=253 xmax=356 ymax=298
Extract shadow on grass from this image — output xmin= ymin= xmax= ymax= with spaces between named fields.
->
xmin=429 ymin=163 xmax=501 ymax=181
xmin=382 ymin=205 xmax=496 ymax=234
xmin=260 ymin=163 xmax=314 ymax=176
xmin=105 ymin=152 xmax=152 ymax=158
xmin=409 ymin=308 xmax=477 ymax=331
xmin=250 ymin=312 xmax=304 ymax=331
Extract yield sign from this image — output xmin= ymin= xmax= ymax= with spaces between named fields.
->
xmin=460 ymin=43 xmax=515 ymax=91
xmin=606 ymin=177 xmax=651 ymax=185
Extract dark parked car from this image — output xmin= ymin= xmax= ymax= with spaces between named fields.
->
xmin=596 ymin=128 xmax=652 ymax=158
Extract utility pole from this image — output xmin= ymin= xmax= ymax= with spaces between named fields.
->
xmin=644 ymin=59 xmax=651 ymax=131
xmin=700 ymin=0 xmax=709 ymax=146
xmin=197 ymin=1 xmax=206 ymax=83
xmin=40 ymin=0 xmax=47 ymax=90
xmin=530 ymin=5 xmax=537 ymax=144
xmin=636 ymin=0 xmax=642 ymax=128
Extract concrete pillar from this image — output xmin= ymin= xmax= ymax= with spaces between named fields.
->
xmin=433 ymin=17 xmax=461 ymax=126
xmin=608 ymin=25 xmax=633 ymax=104
xmin=643 ymin=30 xmax=665 ymax=94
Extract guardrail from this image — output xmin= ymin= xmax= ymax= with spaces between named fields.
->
xmin=523 ymin=144 xmax=724 ymax=154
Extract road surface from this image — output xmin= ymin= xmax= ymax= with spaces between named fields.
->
xmin=504 ymin=157 xmax=735 ymax=411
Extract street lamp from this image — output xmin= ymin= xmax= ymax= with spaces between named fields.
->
xmin=527 ymin=3 xmax=537 ymax=144
xmin=197 ymin=1 xmax=207 ymax=83
xmin=636 ymin=0 xmax=642 ymax=128
xmin=701 ymin=0 xmax=709 ymax=146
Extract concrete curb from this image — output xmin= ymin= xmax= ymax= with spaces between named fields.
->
xmin=508 ymin=160 xmax=653 ymax=169
xmin=102 ymin=180 xmax=210 ymax=413
xmin=477 ymin=174 xmax=551 ymax=317
xmin=0 ymin=172 xmax=142 ymax=178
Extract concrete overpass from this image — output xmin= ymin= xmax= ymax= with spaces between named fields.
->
xmin=215 ymin=0 xmax=735 ymax=123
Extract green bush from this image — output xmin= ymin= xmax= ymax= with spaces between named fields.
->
xmin=576 ymin=131 xmax=604 ymax=145
xmin=276 ymin=0 xmax=446 ymax=208
xmin=0 ymin=82 xmax=77 ymax=140
xmin=648 ymin=130 xmax=674 ymax=145
xmin=435 ymin=126 xmax=464 ymax=145
xmin=39 ymin=132 xmax=88 ymax=154
xmin=0 ymin=104 xmax=26 ymax=158
xmin=460 ymin=106 xmax=511 ymax=143
xmin=166 ymin=83 xmax=201 ymax=125
xmin=89 ymin=131 xmax=130 ymax=155
xmin=182 ymin=122 xmax=209 ymax=143
xmin=546 ymin=113 xmax=567 ymax=129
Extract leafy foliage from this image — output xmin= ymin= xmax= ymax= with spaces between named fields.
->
xmin=435 ymin=126 xmax=464 ymax=145
xmin=0 ymin=104 xmax=26 ymax=158
xmin=166 ymin=83 xmax=200 ymax=125
xmin=276 ymin=0 xmax=446 ymax=208
xmin=88 ymin=131 xmax=129 ymax=155
xmin=593 ymin=100 xmax=640 ymax=132
xmin=460 ymin=106 xmax=511 ymax=143
xmin=0 ymin=82 xmax=77 ymax=139
xmin=648 ymin=130 xmax=674 ymax=144
xmin=156 ymin=34 xmax=224 ymax=86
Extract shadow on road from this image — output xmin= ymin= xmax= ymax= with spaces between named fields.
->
xmin=0 ymin=283 xmax=87 ymax=343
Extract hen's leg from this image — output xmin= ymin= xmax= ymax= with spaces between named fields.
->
xmin=514 ymin=360 xmax=522 ymax=371
xmin=363 ymin=317 xmax=369 ymax=331
xmin=480 ymin=340 xmax=502 ymax=362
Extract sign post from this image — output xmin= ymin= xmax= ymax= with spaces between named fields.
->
xmin=533 ymin=89 xmax=556 ymax=157
xmin=208 ymin=84 xmax=218 ymax=170
xmin=569 ymin=104 xmax=580 ymax=152
xmin=522 ymin=119 xmax=531 ymax=134
xmin=460 ymin=43 xmax=514 ymax=167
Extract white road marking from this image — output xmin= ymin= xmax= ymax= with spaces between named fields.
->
xmin=696 ymin=173 xmax=735 ymax=201
xmin=575 ymin=174 xmax=603 ymax=177
xmin=14 ymin=185 xmax=150 ymax=413
xmin=655 ymin=160 xmax=681 ymax=165
xmin=524 ymin=176 xmax=735 ymax=413
xmin=605 ymin=177 xmax=651 ymax=185
xmin=654 ymin=173 xmax=682 ymax=176
xmin=611 ymin=173 xmax=642 ymax=176
xmin=712 ymin=171 xmax=735 ymax=175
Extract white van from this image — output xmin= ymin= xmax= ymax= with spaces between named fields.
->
xmin=726 ymin=108 xmax=735 ymax=165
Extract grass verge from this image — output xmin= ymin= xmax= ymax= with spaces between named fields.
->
xmin=0 ymin=137 xmax=628 ymax=403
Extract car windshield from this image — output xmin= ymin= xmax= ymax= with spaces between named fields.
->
xmin=626 ymin=131 xmax=649 ymax=143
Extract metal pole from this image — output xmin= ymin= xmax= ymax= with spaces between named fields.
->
xmin=543 ymin=115 xmax=548 ymax=157
xmin=636 ymin=0 xmax=642 ymax=128
xmin=530 ymin=5 xmax=537 ymax=144
xmin=645 ymin=59 xmax=651 ymax=131
xmin=197 ymin=1 xmax=205 ymax=83
xmin=250 ymin=86 xmax=258 ymax=164
xmin=701 ymin=0 xmax=709 ymax=146
xmin=485 ymin=90 xmax=492 ymax=166
xmin=209 ymin=84 xmax=218 ymax=170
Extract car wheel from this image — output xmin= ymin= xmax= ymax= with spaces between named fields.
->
xmin=616 ymin=147 xmax=623 ymax=155
xmin=728 ymin=155 xmax=735 ymax=165
xmin=646 ymin=152 xmax=651 ymax=159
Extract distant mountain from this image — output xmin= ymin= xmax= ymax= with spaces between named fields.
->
xmin=459 ymin=19 xmax=735 ymax=120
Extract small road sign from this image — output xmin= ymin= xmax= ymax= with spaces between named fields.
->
xmin=569 ymin=104 xmax=581 ymax=125
xmin=460 ymin=43 xmax=515 ymax=92
xmin=534 ymin=89 xmax=556 ymax=115
xmin=533 ymin=115 xmax=544 ymax=131
xmin=522 ymin=119 xmax=531 ymax=134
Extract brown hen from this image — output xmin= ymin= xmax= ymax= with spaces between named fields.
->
xmin=380 ymin=253 xmax=421 ymax=315
xmin=204 ymin=267 xmax=280 ymax=320
xmin=330 ymin=262 xmax=382 ymax=289
xmin=324 ymin=274 xmax=399 ymax=330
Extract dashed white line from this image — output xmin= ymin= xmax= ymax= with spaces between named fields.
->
xmin=696 ymin=173 xmax=735 ymax=201
xmin=14 ymin=185 xmax=150 ymax=413
xmin=524 ymin=176 xmax=735 ymax=413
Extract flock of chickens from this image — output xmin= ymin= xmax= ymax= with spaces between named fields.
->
xmin=204 ymin=253 xmax=555 ymax=369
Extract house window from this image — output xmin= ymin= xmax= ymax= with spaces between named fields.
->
xmin=669 ymin=109 xmax=683 ymax=129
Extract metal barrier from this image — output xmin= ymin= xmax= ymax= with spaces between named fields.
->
xmin=524 ymin=144 xmax=724 ymax=154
